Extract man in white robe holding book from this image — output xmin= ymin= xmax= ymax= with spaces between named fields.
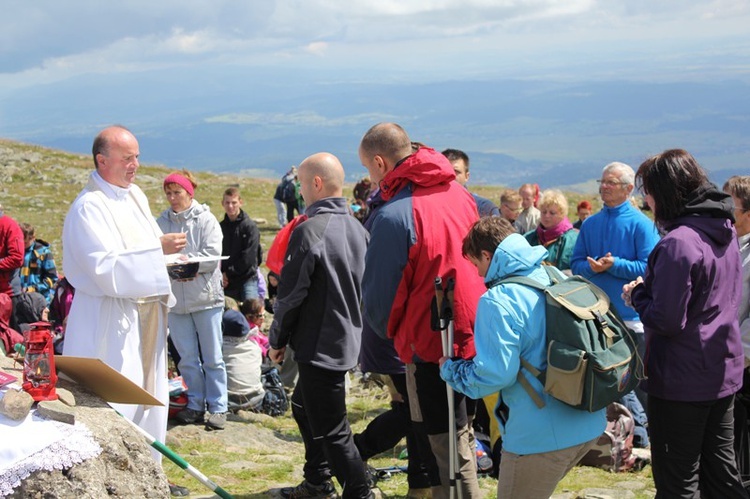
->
xmin=62 ymin=125 xmax=187 ymax=466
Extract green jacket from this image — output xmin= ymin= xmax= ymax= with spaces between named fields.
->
xmin=524 ymin=228 xmax=579 ymax=271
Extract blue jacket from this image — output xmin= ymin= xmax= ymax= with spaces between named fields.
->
xmin=21 ymin=239 xmax=59 ymax=303
xmin=570 ymin=201 xmax=659 ymax=321
xmin=440 ymin=233 xmax=605 ymax=455
xmin=359 ymin=189 xmax=405 ymax=375
xmin=472 ymin=193 xmax=500 ymax=218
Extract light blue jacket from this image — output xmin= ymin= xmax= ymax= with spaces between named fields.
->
xmin=440 ymin=233 xmax=605 ymax=455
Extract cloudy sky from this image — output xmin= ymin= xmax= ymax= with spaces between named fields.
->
xmin=2 ymin=0 xmax=749 ymax=91
xmin=1 ymin=1 xmax=749 ymax=182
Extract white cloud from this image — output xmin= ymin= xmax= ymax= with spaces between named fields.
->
xmin=304 ymin=42 xmax=330 ymax=56
xmin=1 ymin=0 xmax=749 ymax=93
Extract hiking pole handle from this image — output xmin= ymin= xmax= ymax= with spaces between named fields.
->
xmin=434 ymin=277 xmax=444 ymax=322
xmin=445 ymin=277 xmax=455 ymax=322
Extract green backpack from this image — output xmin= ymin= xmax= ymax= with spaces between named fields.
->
xmin=499 ymin=265 xmax=643 ymax=413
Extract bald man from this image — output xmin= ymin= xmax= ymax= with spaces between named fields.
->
xmin=269 ymin=153 xmax=372 ymax=499
xmin=359 ymin=123 xmax=483 ymax=498
xmin=62 ymin=125 xmax=186 ymax=474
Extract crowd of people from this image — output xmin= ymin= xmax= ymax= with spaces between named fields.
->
xmin=2 ymin=123 xmax=749 ymax=499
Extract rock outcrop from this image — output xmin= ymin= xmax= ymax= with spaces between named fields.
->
xmin=0 ymin=356 xmax=169 ymax=498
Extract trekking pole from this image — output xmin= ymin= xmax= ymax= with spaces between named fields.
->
xmin=116 ymin=411 xmax=234 ymax=499
xmin=444 ymin=278 xmax=462 ymax=499
xmin=434 ymin=277 xmax=461 ymax=499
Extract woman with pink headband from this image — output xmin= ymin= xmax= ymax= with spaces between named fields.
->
xmin=157 ymin=170 xmax=228 ymax=431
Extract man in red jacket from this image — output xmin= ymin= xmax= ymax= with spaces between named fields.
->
xmin=0 ymin=204 xmax=24 ymax=330
xmin=359 ymin=123 xmax=484 ymax=499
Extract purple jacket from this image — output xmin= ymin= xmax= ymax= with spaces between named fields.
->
xmin=632 ymin=193 xmax=743 ymax=402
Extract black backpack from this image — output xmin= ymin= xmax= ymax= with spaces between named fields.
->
xmin=259 ymin=366 xmax=289 ymax=417
xmin=280 ymin=179 xmax=296 ymax=203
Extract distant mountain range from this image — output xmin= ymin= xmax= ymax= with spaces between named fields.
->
xmin=2 ymin=71 xmax=748 ymax=190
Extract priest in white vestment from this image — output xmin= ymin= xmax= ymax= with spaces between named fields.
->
xmin=62 ymin=126 xmax=187 ymax=463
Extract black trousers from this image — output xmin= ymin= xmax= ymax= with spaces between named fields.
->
xmin=292 ymin=363 xmax=369 ymax=499
xmin=285 ymin=201 xmax=299 ymax=223
xmin=649 ymin=394 xmax=748 ymax=499
xmin=413 ymin=362 xmax=469 ymax=433
xmin=354 ymin=373 xmax=438 ymax=488
xmin=733 ymin=368 xmax=750 ymax=482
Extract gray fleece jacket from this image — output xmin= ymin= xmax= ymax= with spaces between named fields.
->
xmin=269 ymin=197 xmax=369 ymax=371
xmin=157 ymin=199 xmax=224 ymax=314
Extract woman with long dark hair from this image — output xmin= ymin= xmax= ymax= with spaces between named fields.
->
xmin=623 ymin=149 xmax=746 ymax=498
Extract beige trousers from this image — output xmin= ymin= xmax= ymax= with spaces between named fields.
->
xmin=496 ymin=437 xmax=598 ymax=499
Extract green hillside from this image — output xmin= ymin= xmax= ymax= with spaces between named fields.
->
xmin=0 ymin=137 xmax=603 ymax=274
xmin=0 ymin=138 xmax=281 ymax=270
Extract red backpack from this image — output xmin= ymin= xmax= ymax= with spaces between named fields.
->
xmin=266 ymin=215 xmax=307 ymax=275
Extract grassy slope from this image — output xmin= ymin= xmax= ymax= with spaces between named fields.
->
xmin=0 ymin=138 xmax=652 ymax=498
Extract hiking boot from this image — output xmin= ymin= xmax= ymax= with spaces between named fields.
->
xmin=174 ymin=408 xmax=204 ymax=425
xmin=168 ymin=482 xmax=190 ymax=497
xmin=205 ymin=412 xmax=227 ymax=431
xmin=279 ymin=479 xmax=338 ymax=499
xmin=406 ymin=488 xmax=432 ymax=499
xmin=365 ymin=464 xmax=378 ymax=488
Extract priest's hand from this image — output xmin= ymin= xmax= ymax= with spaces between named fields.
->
xmin=161 ymin=232 xmax=187 ymax=254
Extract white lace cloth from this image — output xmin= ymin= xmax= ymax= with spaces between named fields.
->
xmin=0 ymin=387 xmax=102 ymax=497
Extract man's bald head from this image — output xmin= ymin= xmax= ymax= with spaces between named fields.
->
xmin=298 ymin=152 xmax=345 ymax=206
xmin=91 ymin=125 xmax=141 ymax=188
xmin=92 ymin=125 xmax=134 ymax=169
xmin=358 ymin=123 xmax=413 ymax=184
xmin=359 ymin=123 xmax=412 ymax=164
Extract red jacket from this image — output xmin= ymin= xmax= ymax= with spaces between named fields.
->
xmin=362 ymin=147 xmax=484 ymax=364
xmin=0 ymin=213 xmax=24 ymax=297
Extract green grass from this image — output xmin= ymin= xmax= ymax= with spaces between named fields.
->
xmin=161 ymin=376 xmax=655 ymax=498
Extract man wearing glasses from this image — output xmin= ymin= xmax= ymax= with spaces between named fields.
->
xmin=570 ymin=162 xmax=659 ymax=409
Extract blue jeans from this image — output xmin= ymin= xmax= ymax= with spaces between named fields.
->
xmin=168 ymin=307 xmax=228 ymax=413
xmin=273 ymin=198 xmax=287 ymax=227
xmin=242 ymin=274 xmax=260 ymax=301
xmin=224 ymin=274 xmax=260 ymax=303
xmin=621 ymin=390 xmax=649 ymax=448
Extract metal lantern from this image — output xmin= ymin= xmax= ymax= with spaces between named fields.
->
xmin=22 ymin=321 xmax=58 ymax=402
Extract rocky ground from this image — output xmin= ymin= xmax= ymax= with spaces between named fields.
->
xmin=163 ymin=393 xmax=656 ymax=499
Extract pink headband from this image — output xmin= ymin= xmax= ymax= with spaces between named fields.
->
xmin=163 ymin=173 xmax=195 ymax=197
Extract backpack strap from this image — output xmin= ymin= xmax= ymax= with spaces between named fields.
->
xmin=498 ymin=275 xmax=545 ymax=290
xmin=496 ymin=265 xmax=564 ymax=289
xmin=496 ymin=269 xmax=562 ymax=410
xmin=518 ymin=358 xmax=546 ymax=409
